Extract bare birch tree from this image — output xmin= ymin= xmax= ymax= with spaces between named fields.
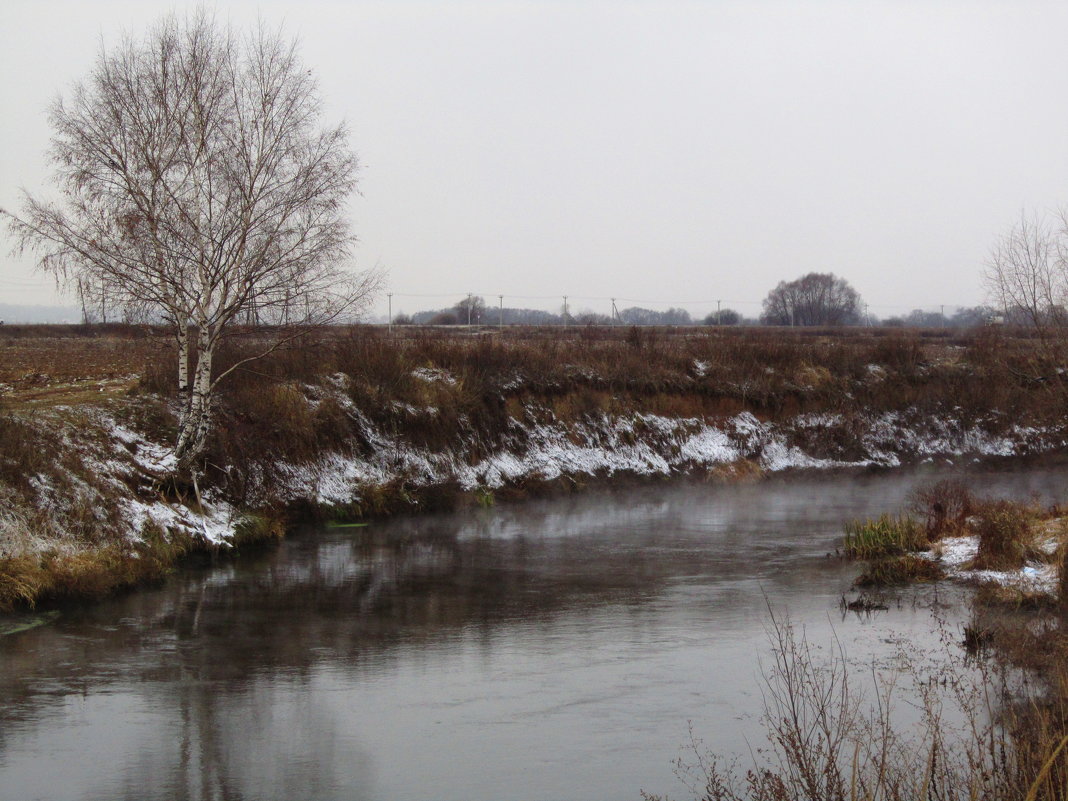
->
xmin=3 ymin=11 xmax=379 ymax=469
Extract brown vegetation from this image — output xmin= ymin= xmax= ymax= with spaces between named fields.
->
xmin=2 ymin=321 xmax=1058 ymax=425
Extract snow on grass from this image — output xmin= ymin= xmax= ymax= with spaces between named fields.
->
xmin=678 ymin=426 xmax=738 ymax=463
xmin=266 ymin=404 xmax=1065 ymax=506
xmin=11 ymin=406 xmax=242 ymax=549
xmin=411 ymin=367 xmax=457 ymax=385
xmin=268 ymin=408 xmax=892 ymax=500
xmin=106 ymin=419 xmax=177 ymax=474
xmin=123 ymin=496 xmax=237 ymax=546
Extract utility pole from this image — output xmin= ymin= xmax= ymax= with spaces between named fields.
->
xmin=387 ymin=293 xmax=393 ymax=335
xmin=563 ymin=295 xmax=568 ymax=328
xmin=940 ymin=304 xmax=945 ymax=329
xmin=717 ymin=299 xmax=722 ymax=326
xmin=467 ymin=293 xmax=473 ymax=327
xmin=611 ymin=298 xmax=619 ymax=324
xmin=498 ymin=295 xmax=504 ymax=328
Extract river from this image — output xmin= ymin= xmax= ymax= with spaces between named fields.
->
xmin=1 ymin=464 xmax=1065 ymax=801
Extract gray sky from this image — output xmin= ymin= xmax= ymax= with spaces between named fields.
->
xmin=3 ymin=0 xmax=1068 ymax=321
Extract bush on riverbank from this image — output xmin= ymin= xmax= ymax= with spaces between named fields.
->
xmin=909 ymin=478 xmax=975 ymax=537
xmin=853 ymin=553 xmax=945 ymax=585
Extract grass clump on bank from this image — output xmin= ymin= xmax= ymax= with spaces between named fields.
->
xmin=853 ymin=553 xmax=945 ymax=586
xmin=845 ymin=478 xmax=1067 ymax=594
xmin=843 ymin=513 xmax=927 ymax=558
xmin=0 ymin=530 xmax=197 ymax=611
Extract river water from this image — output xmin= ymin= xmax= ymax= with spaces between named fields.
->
xmin=1 ymin=465 xmax=1065 ymax=801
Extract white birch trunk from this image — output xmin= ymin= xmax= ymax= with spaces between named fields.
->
xmin=175 ymin=326 xmax=215 ymax=467
xmin=176 ymin=323 xmax=191 ymax=406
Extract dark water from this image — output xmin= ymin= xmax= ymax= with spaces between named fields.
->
xmin=1 ymin=465 xmax=1065 ymax=801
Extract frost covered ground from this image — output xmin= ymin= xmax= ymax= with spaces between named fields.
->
xmin=271 ymin=398 xmax=1061 ymax=509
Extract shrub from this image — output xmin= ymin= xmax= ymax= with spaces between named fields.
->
xmin=973 ymin=499 xmax=1035 ymax=571
xmin=909 ymin=478 xmax=975 ymax=538
xmin=868 ymin=332 xmax=925 ymax=370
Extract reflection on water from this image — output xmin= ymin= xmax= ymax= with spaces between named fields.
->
xmin=0 ymin=466 xmax=1065 ymax=801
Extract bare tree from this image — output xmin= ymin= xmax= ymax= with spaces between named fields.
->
xmin=984 ymin=211 xmax=1068 ymax=335
xmin=453 ymin=295 xmax=487 ymax=325
xmin=703 ymin=308 xmax=740 ymax=326
xmin=761 ymin=272 xmax=862 ymax=326
xmin=3 ymin=11 xmax=380 ymax=469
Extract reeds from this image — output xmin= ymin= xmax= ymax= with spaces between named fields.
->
xmin=843 ymin=514 xmax=927 ymax=558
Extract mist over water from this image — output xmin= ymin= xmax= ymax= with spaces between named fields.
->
xmin=1 ymin=466 xmax=1064 ymax=801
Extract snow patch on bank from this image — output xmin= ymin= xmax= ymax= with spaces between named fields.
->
xmin=919 ymin=535 xmax=1059 ymax=596
xmin=267 ymin=405 xmax=1053 ymax=511
xmin=123 ymin=496 xmax=237 ymax=546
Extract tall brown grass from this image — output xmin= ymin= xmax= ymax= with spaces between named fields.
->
xmin=150 ymin=324 xmax=1068 ymax=485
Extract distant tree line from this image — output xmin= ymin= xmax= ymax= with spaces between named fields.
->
xmin=391 ymin=278 xmax=993 ymax=329
xmin=396 ymin=297 xmax=746 ymax=327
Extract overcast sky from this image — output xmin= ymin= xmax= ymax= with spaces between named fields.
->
xmin=3 ymin=0 xmax=1068 ymax=320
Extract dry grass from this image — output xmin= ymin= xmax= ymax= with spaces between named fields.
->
xmin=0 ymin=529 xmax=196 ymax=612
xmin=2 ymin=322 xmax=1063 ymax=436
xmin=843 ymin=514 xmax=928 ymax=559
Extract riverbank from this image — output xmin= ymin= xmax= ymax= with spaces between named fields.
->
xmin=2 ymin=324 xmax=1065 ymax=609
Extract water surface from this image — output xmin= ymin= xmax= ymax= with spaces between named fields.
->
xmin=1 ymin=465 xmax=1064 ymax=801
